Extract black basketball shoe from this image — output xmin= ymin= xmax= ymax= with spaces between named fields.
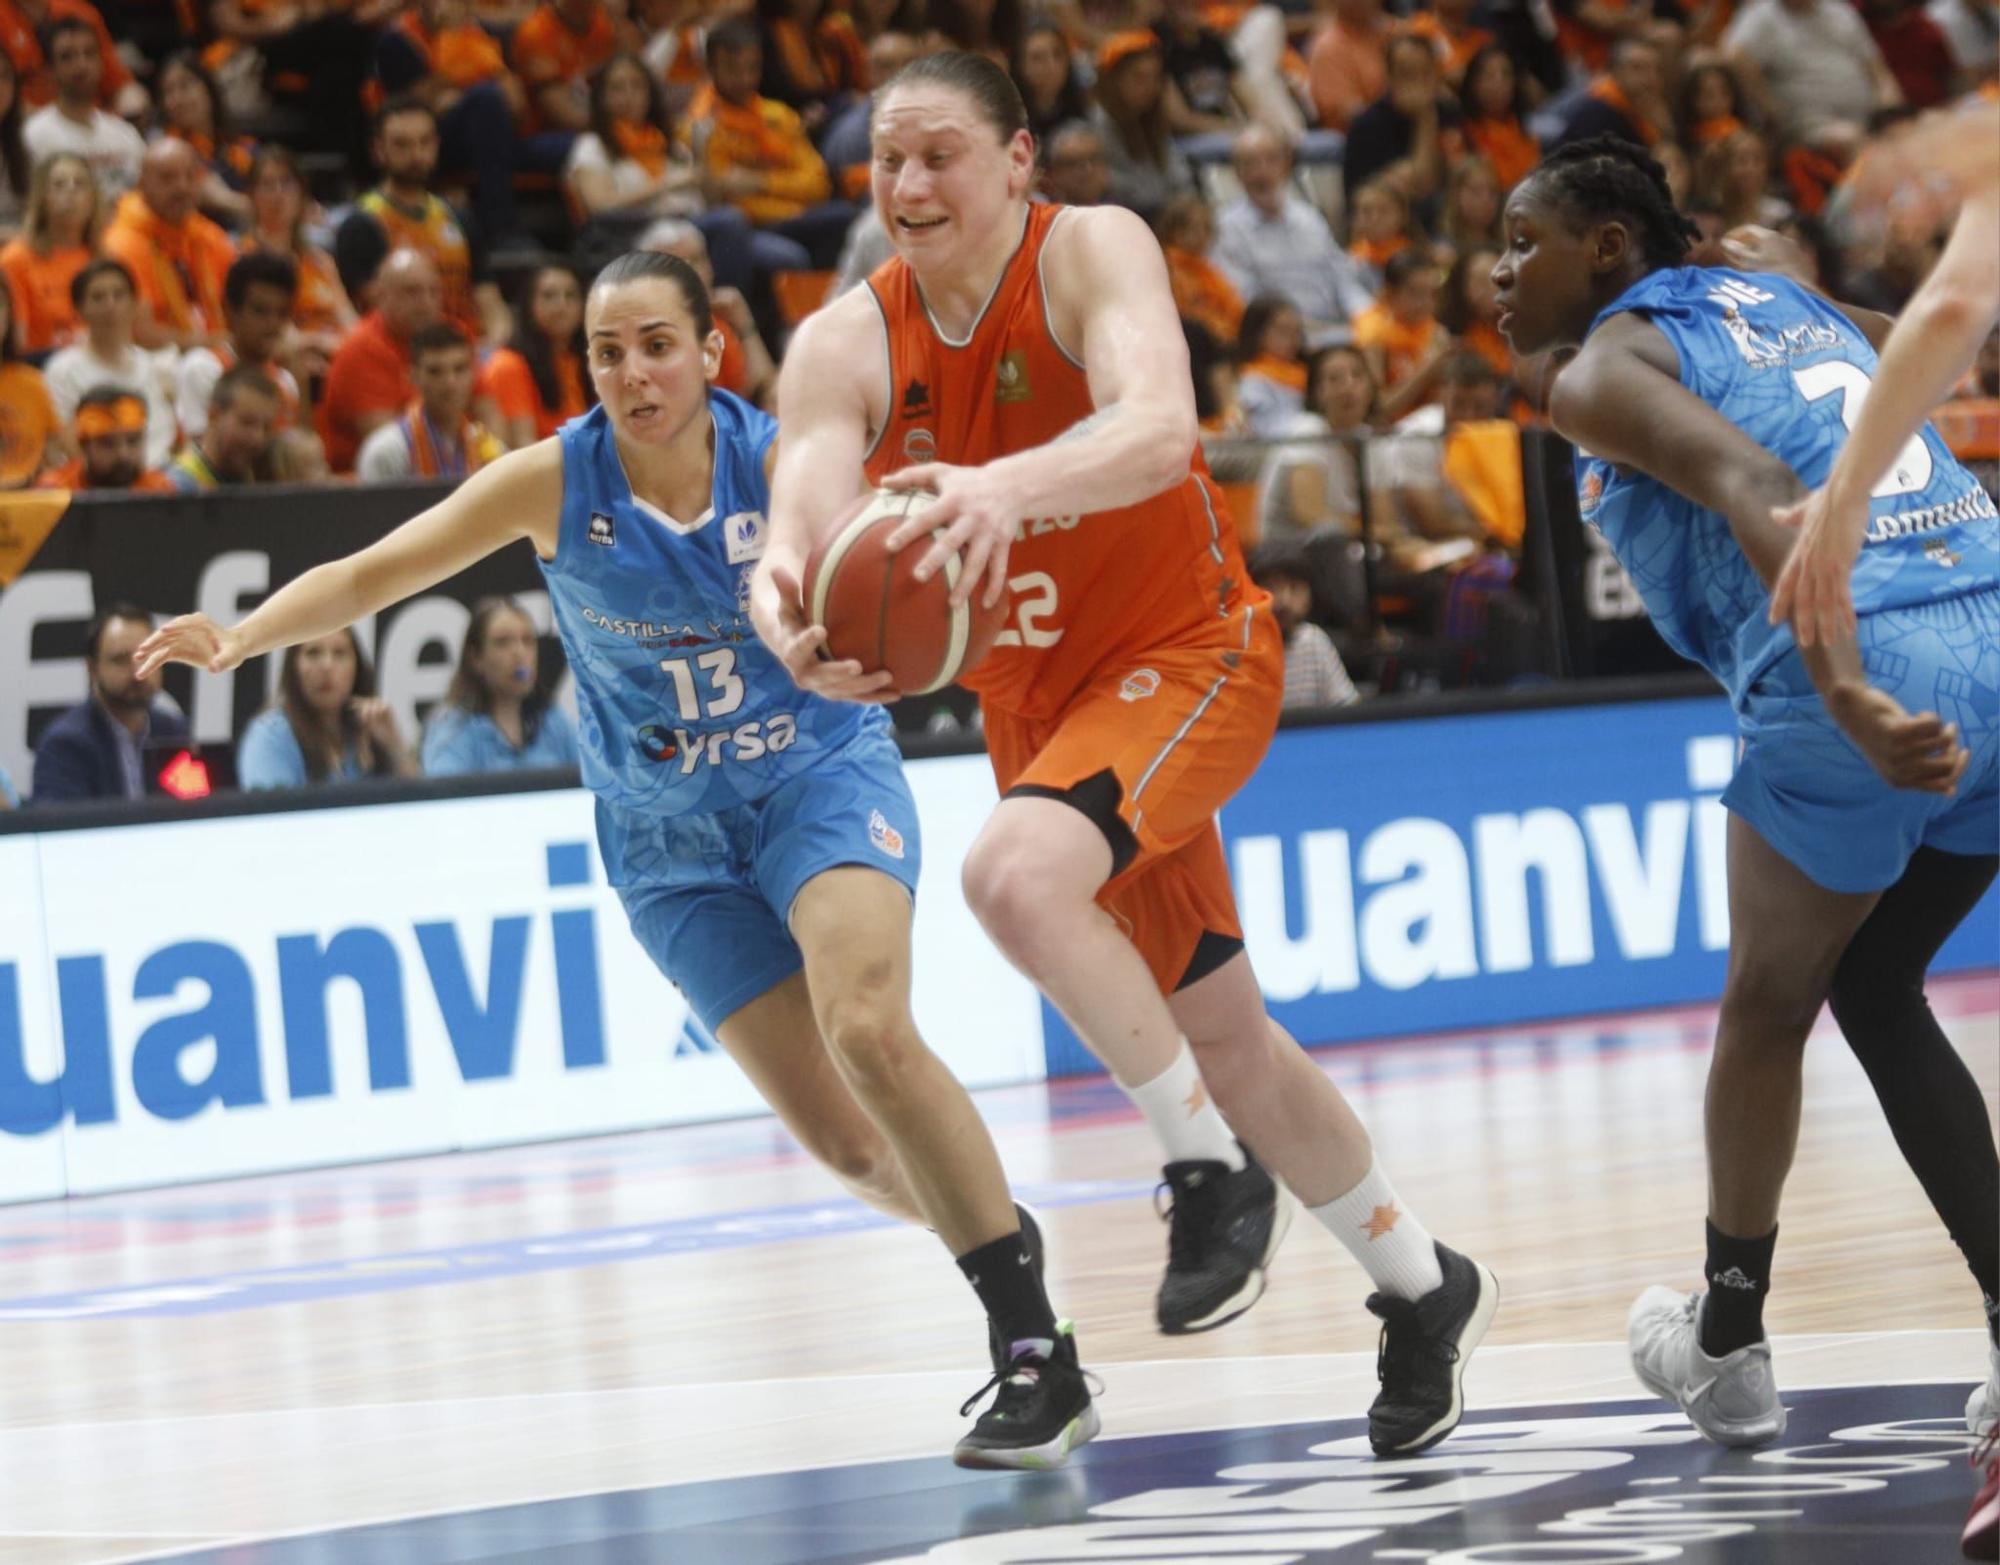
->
xmin=1366 ymin=1241 xmax=1499 ymax=1456
xmin=1155 ymin=1143 xmax=1291 ymax=1334
xmin=954 ymin=1320 xmax=1102 ymax=1471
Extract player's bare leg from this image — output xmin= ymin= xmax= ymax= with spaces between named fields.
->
xmin=789 ymin=863 xmax=1098 ymax=1469
xmin=714 ymin=974 xmax=924 ymax=1224
xmin=1629 ymin=815 xmax=1878 ymax=1447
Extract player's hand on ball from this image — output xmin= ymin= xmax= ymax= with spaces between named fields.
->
xmin=752 ymin=558 xmax=899 ymax=704
xmin=1826 ymin=682 xmax=1969 ymax=795
xmin=1769 ymin=487 xmax=1863 ymax=648
xmin=879 ymin=462 xmax=1015 ymax=610
xmin=134 ymin=613 xmax=245 ymax=678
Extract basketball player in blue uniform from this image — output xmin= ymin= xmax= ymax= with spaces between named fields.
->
xmin=1491 ymin=137 xmax=1999 ymax=1446
xmin=134 ymin=250 xmax=1098 ymax=1470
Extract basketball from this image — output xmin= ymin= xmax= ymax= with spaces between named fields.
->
xmin=801 ymin=488 xmax=1007 ymax=695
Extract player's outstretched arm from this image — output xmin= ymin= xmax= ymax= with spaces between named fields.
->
xmin=1552 ymin=315 xmax=1968 ymax=795
xmin=880 ymin=204 xmax=1200 ymax=608
xmin=136 ymin=441 xmax=564 ymax=679
xmin=1769 ymin=185 xmax=2000 ymax=648
xmin=753 ymin=300 xmax=898 ymax=704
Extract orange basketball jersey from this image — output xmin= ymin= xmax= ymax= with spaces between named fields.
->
xmin=861 ymin=203 xmax=1266 ymax=722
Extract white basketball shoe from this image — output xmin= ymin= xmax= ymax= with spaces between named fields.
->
xmin=1628 ymin=1286 xmax=1787 ymax=1447
xmin=1968 ymin=1341 xmax=2000 ymax=1437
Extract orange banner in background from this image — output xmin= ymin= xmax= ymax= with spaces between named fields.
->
xmin=0 ymin=488 xmax=68 ymax=586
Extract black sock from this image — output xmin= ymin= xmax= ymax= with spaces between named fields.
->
xmin=955 ymin=1229 xmax=1057 ymax=1351
xmin=1827 ymin=848 xmax=2000 ymax=1317
xmin=1701 ymin=1219 xmax=1777 ymax=1357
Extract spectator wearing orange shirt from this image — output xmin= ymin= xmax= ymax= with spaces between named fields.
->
xmin=37 ymin=383 xmax=174 ymax=491
xmin=335 ymin=97 xmax=506 ymax=348
xmin=1156 ymin=192 xmax=1244 ymax=348
xmin=153 ymin=53 xmax=257 ymax=231
xmin=0 ymin=150 xmax=98 ymax=356
xmin=1306 ymin=0 xmax=1392 ymax=131
xmin=1548 ymin=37 xmax=1674 ymax=150
xmin=0 ymin=276 xmax=57 ymax=484
xmin=1458 ymin=45 xmax=1540 ymax=192
xmin=510 ymin=0 xmax=619 ymax=134
xmin=1440 ymin=243 xmax=1513 ymax=385
xmin=475 ymin=260 xmax=590 ymax=448
xmin=1346 ymin=177 xmax=1416 ymax=290
xmin=379 ymin=0 xmax=568 ymax=248
xmin=1355 ymin=248 xmax=1452 ymax=418
xmin=1677 ymin=57 xmax=1752 ymax=148
xmin=318 ymin=247 xmax=443 ymax=473
xmin=0 ymin=0 xmax=140 ymax=114
xmin=241 ymin=144 xmax=357 ymax=365
xmin=1408 ymin=0 xmax=1495 ymax=84
xmin=686 ymin=21 xmax=852 ymax=267
xmin=102 ymin=138 xmax=238 ymax=351
xmin=757 ymin=0 xmax=869 ymax=133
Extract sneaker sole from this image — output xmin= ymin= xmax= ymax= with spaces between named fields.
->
xmin=952 ymin=1402 xmax=1102 ymax=1472
xmin=1158 ymin=1188 xmax=1296 ymax=1336
xmin=1370 ymin=1258 xmax=1499 ymax=1457
xmin=1627 ymin=1290 xmax=1786 ymax=1449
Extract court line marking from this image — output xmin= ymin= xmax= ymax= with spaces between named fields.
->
xmin=78 ymin=1358 xmax=1986 ymax=1565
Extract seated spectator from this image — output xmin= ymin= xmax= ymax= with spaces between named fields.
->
xmin=1157 ymin=192 xmax=1243 ymax=349
xmin=1039 ymin=120 xmax=1111 ymax=206
xmin=337 ymin=97 xmax=505 ymax=350
xmin=1306 ymin=0 xmax=1391 ymax=132
xmin=379 ymin=0 xmax=560 ymax=251
xmin=422 ymin=596 xmax=580 ymax=774
xmin=22 ymin=18 xmax=142 ymax=199
xmin=1343 ymin=32 xmax=1461 ymax=204
xmin=636 ymin=217 xmax=776 ymax=405
xmin=686 ymin=21 xmax=851 ymax=267
xmin=175 ymin=251 xmax=301 ymax=439
xmin=1236 ymin=293 xmax=1311 ymax=437
xmin=1408 ymin=0 xmax=1495 ymax=86
xmin=44 ymin=258 xmax=174 ymax=467
xmin=564 ymin=51 xmax=706 ymax=228
xmin=1440 ymin=243 xmax=1512 ymax=383
xmin=2 ymin=151 xmax=99 ymax=357
xmin=1213 ymin=124 xmax=1373 ymax=346
xmin=153 ymin=52 xmax=255 ymax=230
xmin=163 ymin=364 xmax=280 ymax=490
xmin=1256 ymin=343 xmax=1377 ymax=544
xmin=239 ymin=627 xmax=420 ymax=791
xmin=755 ymin=0 xmax=868 ymax=133
xmin=477 ymin=260 xmax=590 ymax=447
xmin=319 ymin=247 xmax=444 ymax=473
xmin=1723 ymin=0 xmax=1901 ymax=147
xmin=1347 ymin=177 xmax=1416 ymax=288
xmin=1089 ymin=32 xmax=1192 ymax=221
xmin=0 ymin=50 xmax=27 ymax=239
xmin=356 ymin=321 xmax=506 ymax=479
xmin=1553 ymin=0 xmax=1673 ymax=77
xmin=1439 ymin=155 xmax=1502 ymax=258
xmin=204 ymin=0 xmax=377 ymax=173
xmin=1677 ymin=56 xmax=1751 ymax=148
xmin=1550 ymin=37 xmax=1675 ymax=152
xmin=0 ymin=276 xmax=57 ymax=484
xmin=510 ymin=0 xmax=619 ymax=135
xmin=1378 ymin=350 xmax=1525 ymax=550
xmin=1458 ymin=44 xmax=1539 ymax=193
xmin=1249 ymin=543 xmax=1360 ymax=709
xmin=1355 ymin=248 xmax=1451 ymax=412
xmin=1013 ymin=20 xmax=1090 ymax=148
xmin=1150 ymin=0 xmax=1251 ymax=145
xmin=102 ymin=138 xmax=237 ymax=351
xmin=36 ymin=383 xmax=174 ymax=490
xmin=241 ymin=145 xmax=357 ymax=370
xmin=0 ymin=0 xmax=140 ymax=116
xmin=1692 ymin=126 xmax=1792 ymax=235
xmin=31 ymin=600 xmax=186 ymax=804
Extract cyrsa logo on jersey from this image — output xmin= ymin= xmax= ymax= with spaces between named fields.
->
xmin=637 ymin=715 xmax=798 ymax=772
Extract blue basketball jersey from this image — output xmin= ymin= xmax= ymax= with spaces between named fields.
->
xmin=1577 ymin=267 xmax=2000 ymax=706
xmin=540 ymin=391 xmax=886 ymax=817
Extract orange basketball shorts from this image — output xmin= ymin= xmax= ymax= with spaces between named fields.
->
xmin=981 ymin=606 xmax=1284 ymax=994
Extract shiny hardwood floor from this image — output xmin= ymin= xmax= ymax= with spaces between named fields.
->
xmin=0 ymin=975 xmax=1992 ymax=1563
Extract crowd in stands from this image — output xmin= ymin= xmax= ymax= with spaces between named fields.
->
xmin=0 ymin=0 xmax=1993 ymax=807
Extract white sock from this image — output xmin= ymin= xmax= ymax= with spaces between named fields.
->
xmin=1121 ymin=1040 xmax=1246 ymax=1170
xmin=1310 ymin=1158 xmax=1444 ymax=1301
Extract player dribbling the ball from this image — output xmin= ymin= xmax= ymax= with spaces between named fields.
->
xmin=134 ymin=249 xmax=1098 ymax=1472
xmin=751 ymin=50 xmax=1497 ymax=1458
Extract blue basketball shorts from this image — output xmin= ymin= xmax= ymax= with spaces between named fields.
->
xmin=1726 ymin=589 xmax=2000 ymax=894
xmin=595 ymin=725 xmax=923 ymax=1032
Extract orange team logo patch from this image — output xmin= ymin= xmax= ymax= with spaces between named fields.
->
xmin=1119 ymin=668 xmax=1161 ymax=702
xmin=1579 ymin=469 xmax=1605 ymax=515
xmin=1361 ymin=1202 xmax=1401 ymax=1241
xmin=1182 ymin=1079 xmax=1209 ymax=1117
